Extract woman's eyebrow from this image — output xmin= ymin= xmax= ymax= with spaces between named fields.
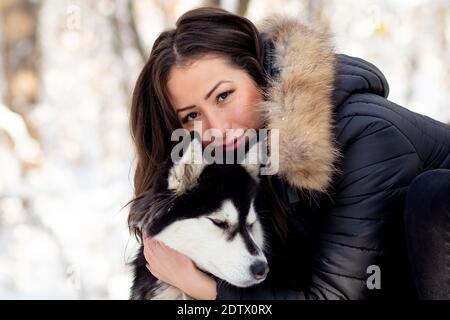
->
xmin=204 ymin=80 xmax=232 ymax=100
xmin=176 ymin=80 xmax=232 ymax=114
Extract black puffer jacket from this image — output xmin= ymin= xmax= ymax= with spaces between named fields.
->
xmin=216 ymin=16 xmax=450 ymax=300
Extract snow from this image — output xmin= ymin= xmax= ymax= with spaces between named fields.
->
xmin=0 ymin=0 xmax=448 ymax=299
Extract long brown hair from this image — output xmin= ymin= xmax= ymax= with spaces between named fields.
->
xmin=128 ymin=6 xmax=289 ymax=243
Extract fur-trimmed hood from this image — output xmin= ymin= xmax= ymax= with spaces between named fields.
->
xmin=256 ymin=15 xmax=389 ymax=193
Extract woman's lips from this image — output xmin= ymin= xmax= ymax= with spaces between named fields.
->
xmin=223 ymin=134 xmax=245 ymax=151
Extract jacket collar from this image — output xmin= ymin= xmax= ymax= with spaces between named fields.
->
xmin=257 ymin=15 xmax=340 ymax=193
xmin=257 ymin=15 xmax=389 ymax=193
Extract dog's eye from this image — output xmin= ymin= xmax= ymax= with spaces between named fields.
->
xmin=208 ymin=218 xmax=229 ymax=230
xmin=247 ymin=222 xmax=255 ymax=230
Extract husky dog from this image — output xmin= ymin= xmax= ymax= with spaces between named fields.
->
xmin=128 ymin=132 xmax=269 ymax=299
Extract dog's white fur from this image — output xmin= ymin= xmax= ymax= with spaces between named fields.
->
xmin=152 ymin=199 xmax=267 ymax=299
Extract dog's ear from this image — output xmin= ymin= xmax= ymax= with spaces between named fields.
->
xmin=167 ymin=131 xmax=205 ymax=195
xmin=240 ymin=134 xmax=264 ymax=181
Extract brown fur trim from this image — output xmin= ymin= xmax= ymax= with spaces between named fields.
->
xmin=256 ymin=15 xmax=341 ymax=193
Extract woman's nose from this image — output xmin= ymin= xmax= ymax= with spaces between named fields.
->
xmin=202 ymin=110 xmax=231 ymax=143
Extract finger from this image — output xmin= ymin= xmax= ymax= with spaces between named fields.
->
xmin=157 ymin=240 xmax=176 ymax=253
xmin=143 ymin=236 xmax=154 ymax=247
xmin=158 ymin=241 xmax=170 ymax=250
xmin=149 ymin=239 xmax=162 ymax=250
xmin=147 ymin=264 xmax=164 ymax=282
xmin=143 ymin=235 xmax=158 ymax=247
xmin=145 ymin=240 xmax=156 ymax=251
xmin=154 ymin=239 xmax=165 ymax=248
xmin=152 ymin=240 xmax=170 ymax=256
xmin=144 ymin=240 xmax=160 ymax=257
xmin=143 ymin=250 xmax=152 ymax=265
xmin=146 ymin=263 xmax=157 ymax=275
xmin=143 ymin=243 xmax=158 ymax=263
xmin=146 ymin=240 xmax=175 ymax=261
xmin=162 ymin=243 xmax=185 ymax=258
xmin=145 ymin=240 xmax=156 ymax=254
xmin=146 ymin=264 xmax=157 ymax=278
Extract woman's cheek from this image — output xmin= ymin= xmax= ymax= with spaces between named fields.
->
xmin=242 ymin=101 xmax=264 ymax=129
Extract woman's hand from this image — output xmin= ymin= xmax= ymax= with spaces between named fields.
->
xmin=143 ymin=233 xmax=217 ymax=300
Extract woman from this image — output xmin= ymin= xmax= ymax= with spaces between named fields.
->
xmin=128 ymin=7 xmax=450 ymax=299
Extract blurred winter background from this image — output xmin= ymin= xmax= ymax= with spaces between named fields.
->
xmin=0 ymin=0 xmax=449 ymax=299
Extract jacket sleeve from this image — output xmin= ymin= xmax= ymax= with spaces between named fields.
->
xmin=216 ymin=115 xmax=422 ymax=300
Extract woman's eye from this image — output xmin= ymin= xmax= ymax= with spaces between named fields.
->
xmin=216 ymin=90 xmax=233 ymax=103
xmin=208 ymin=218 xmax=229 ymax=230
xmin=183 ymin=112 xmax=199 ymax=123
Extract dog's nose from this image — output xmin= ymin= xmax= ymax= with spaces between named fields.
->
xmin=250 ymin=260 xmax=269 ymax=280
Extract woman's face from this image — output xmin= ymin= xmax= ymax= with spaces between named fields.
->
xmin=166 ymin=54 xmax=264 ymax=149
